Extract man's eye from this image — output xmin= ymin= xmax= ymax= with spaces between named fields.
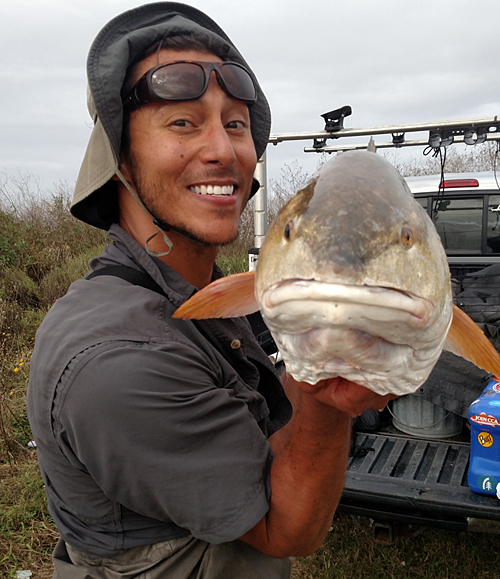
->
xmin=226 ymin=120 xmax=244 ymax=130
xmin=172 ymin=119 xmax=191 ymax=127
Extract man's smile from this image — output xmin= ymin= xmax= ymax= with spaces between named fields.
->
xmin=189 ymin=184 xmax=235 ymax=196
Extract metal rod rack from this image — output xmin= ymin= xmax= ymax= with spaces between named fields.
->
xmin=304 ymin=133 xmax=500 ymax=153
xmin=268 ymin=116 xmax=500 ymax=148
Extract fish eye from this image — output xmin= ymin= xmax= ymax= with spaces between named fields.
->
xmin=401 ymin=225 xmax=414 ymax=248
xmin=284 ymin=220 xmax=294 ymax=241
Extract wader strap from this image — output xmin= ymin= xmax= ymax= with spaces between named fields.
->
xmin=87 ymin=265 xmax=168 ymax=298
xmin=87 ymin=265 xmax=277 ymax=355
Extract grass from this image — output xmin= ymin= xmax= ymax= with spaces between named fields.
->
xmin=0 ymin=179 xmax=257 ymax=576
xmin=0 ymin=181 xmax=108 ymax=577
xmin=292 ymin=515 xmax=500 ymax=579
xmin=0 ymin=458 xmax=57 ymax=579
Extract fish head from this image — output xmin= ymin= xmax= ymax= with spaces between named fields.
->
xmin=256 ymin=151 xmax=453 ymax=395
xmin=257 ymin=151 xmax=449 ymax=302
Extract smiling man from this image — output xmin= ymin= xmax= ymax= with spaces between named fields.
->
xmin=27 ymin=4 xmax=391 ymax=578
xmin=117 ymin=47 xmax=257 ymax=290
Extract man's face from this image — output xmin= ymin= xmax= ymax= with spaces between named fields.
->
xmin=119 ymin=49 xmax=258 ymax=247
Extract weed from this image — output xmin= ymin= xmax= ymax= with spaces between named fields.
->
xmin=216 ymin=253 xmax=248 ymax=276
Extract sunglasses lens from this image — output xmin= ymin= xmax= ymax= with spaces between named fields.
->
xmin=219 ymin=63 xmax=256 ymax=102
xmin=151 ymin=63 xmax=205 ymax=100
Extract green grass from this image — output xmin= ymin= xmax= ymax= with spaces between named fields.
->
xmin=216 ymin=253 xmax=249 ymax=276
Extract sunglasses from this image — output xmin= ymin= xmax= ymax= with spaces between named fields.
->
xmin=123 ymin=60 xmax=257 ymax=109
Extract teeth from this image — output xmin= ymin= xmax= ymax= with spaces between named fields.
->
xmin=190 ymin=185 xmax=234 ymax=196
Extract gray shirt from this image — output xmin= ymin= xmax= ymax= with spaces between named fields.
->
xmin=27 ymin=225 xmax=291 ymax=557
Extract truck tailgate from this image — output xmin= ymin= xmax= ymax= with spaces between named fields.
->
xmin=338 ymin=432 xmax=500 ymax=529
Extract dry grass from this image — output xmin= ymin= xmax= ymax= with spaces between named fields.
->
xmin=0 ymin=179 xmax=107 ymax=576
xmin=292 ymin=514 xmax=500 ymax=579
xmin=0 ymin=457 xmax=57 ymax=578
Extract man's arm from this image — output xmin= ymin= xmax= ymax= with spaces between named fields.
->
xmin=239 ymin=372 xmax=392 ymax=558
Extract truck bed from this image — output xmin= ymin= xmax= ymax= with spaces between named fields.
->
xmin=338 ymin=430 xmax=500 ymax=532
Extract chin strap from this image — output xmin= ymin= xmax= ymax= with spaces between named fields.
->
xmin=145 ymin=226 xmax=173 ymax=257
xmin=115 ymin=168 xmax=173 ymax=257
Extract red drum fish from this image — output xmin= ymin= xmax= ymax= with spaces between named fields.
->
xmin=174 ymin=150 xmax=500 ymax=396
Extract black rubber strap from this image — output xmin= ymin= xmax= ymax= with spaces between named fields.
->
xmin=87 ymin=265 xmax=277 ymax=355
xmin=87 ymin=265 xmax=168 ymax=298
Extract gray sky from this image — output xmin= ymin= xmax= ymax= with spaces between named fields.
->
xmin=1 ymin=0 xmax=499 ymax=195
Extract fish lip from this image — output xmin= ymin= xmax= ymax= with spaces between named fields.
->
xmin=260 ymin=279 xmax=434 ymax=327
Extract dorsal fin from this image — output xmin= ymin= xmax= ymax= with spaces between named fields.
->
xmin=173 ymin=270 xmax=258 ymax=319
xmin=444 ymin=305 xmax=500 ymax=377
xmin=367 ymin=137 xmax=377 ymax=153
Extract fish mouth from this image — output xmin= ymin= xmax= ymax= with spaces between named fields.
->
xmin=259 ymin=278 xmax=451 ymax=394
xmin=259 ymin=279 xmax=434 ymax=336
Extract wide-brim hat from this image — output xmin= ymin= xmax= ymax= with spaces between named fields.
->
xmin=71 ymin=2 xmax=271 ymax=230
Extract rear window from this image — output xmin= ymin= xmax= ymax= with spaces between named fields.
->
xmin=409 ymin=172 xmax=500 ymax=257
xmin=416 ymin=198 xmax=427 ymax=210
xmin=487 ymin=195 xmax=500 ymax=253
xmin=432 ymin=197 xmax=482 ymax=252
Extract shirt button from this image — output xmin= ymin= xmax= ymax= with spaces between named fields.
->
xmin=230 ymin=339 xmax=241 ymax=350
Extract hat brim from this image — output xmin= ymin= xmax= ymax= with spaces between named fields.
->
xmin=71 ymin=117 xmax=119 ymax=228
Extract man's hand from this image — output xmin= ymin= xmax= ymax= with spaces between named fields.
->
xmin=286 ymin=372 xmax=395 ymax=417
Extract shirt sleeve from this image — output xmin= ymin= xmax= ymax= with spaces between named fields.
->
xmin=55 ymin=337 xmax=273 ymax=544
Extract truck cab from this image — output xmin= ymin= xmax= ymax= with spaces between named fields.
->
xmin=408 ymin=171 xmax=500 ymax=280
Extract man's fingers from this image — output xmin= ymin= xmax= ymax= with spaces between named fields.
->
xmin=290 ymin=374 xmax=399 ymax=417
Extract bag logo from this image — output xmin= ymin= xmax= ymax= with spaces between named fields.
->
xmin=470 ymin=412 xmax=500 ymax=428
xmin=477 ymin=475 xmax=498 ymax=494
xmin=478 ymin=432 xmax=494 ymax=447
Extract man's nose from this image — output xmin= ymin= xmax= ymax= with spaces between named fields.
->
xmin=200 ymin=118 xmax=237 ymax=167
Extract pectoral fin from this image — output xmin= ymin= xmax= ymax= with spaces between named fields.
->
xmin=444 ymin=304 xmax=500 ymax=377
xmin=173 ymin=270 xmax=258 ymax=319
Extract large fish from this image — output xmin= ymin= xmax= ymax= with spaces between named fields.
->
xmin=174 ymin=150 xmax=500 ymax=396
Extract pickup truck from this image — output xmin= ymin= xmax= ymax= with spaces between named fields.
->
xmin=337 ymin=170 xmax=500 ymax=541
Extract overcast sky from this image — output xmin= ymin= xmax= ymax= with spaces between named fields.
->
xmin=1 ymin=0 xmax=499 ymax=196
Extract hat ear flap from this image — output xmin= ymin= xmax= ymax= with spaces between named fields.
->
xmin=249 ymin=178 xmax=260 ymax=199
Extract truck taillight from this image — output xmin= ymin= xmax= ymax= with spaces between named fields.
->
xmin=439 ymin=179 xmax=480 ymax=188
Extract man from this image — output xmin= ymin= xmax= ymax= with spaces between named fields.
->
xmin=27 ymin=4 xmax=391 ymax=578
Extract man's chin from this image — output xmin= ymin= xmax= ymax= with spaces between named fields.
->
xmin=192 ymin=233 xmax=239 ymax=248
xmin=179 ymin=227 xmax=239 ymax=248
xmin=155 ymin=218 xmax=238 ymax=248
